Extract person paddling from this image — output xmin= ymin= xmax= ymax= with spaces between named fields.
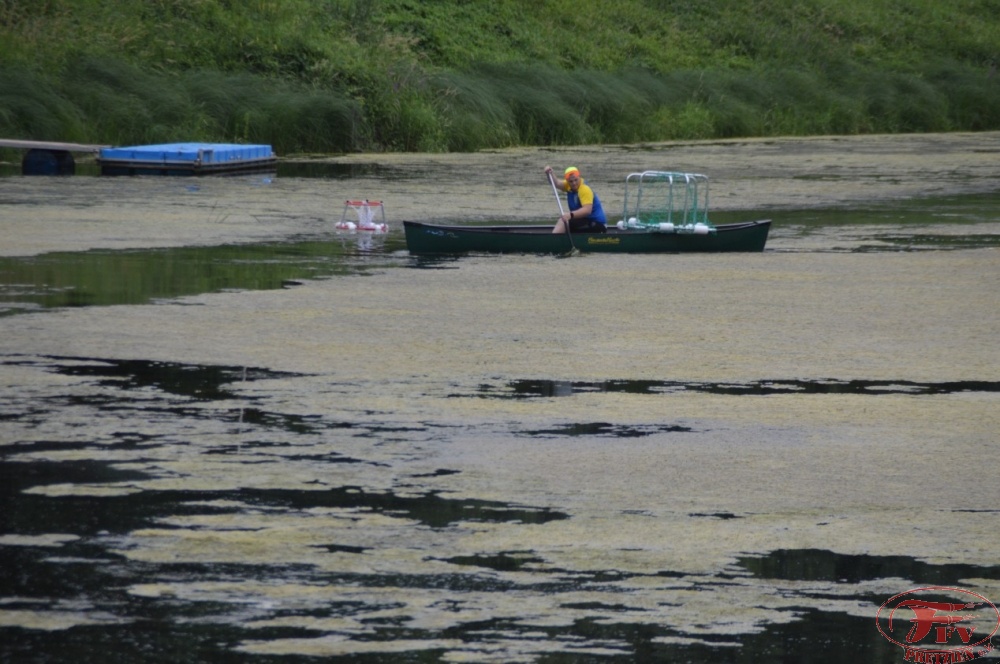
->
xmin=544 ymin=165 xmax=607 ymax=234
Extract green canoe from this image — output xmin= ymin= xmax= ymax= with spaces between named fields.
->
xmin=404 ymin=170 xmax=770 ymax=255
xmin=403 ymin=219 xmax=771 ymax=255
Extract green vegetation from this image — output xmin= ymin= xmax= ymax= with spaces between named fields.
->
xmin=1 ymin=0 xmax=998 ymax=154
xmin=0 ymin=239 xmax=391 ymax=313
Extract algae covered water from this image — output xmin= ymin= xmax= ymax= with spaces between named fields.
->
xmin=1 ymin=134 xmax=999 ymax=663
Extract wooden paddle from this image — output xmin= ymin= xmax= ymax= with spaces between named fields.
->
xmin=547 ymin=170 xmax=577 ymax=254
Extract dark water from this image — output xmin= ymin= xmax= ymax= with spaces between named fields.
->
xmin=0 ymin=237 xmax=406 ymax=315
xmin=2 ymin=151 xmax=999 ymax=662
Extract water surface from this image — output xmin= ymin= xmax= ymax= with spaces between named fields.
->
xmin=2 ymin=133 xmax=999 ymax=662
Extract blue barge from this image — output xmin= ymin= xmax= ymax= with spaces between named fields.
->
xmin=97 ymin=143 xmax=276 ymax=176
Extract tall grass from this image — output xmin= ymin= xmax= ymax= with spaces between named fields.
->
xmin=3 ymin=58 xmax=998 ymax=154
xmin=0 ymin=0 xmax=997 ymax=153
xmin=428 ymin=64 xmax=1000 ymax=150
xmin=1 ymin=58 xmax=363 ymax=152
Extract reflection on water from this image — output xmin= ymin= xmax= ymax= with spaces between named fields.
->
xmin=518 ymin=422 xmax=694 ymax=438
xmin=750 ymin=192 xmax=1000 ymax=252
xmin=862 ymin=232 xmax=1000 ymax=251
xmin=0 ymin=237 xmax=407 ymax=315
xmin=276 ymin=161 xmax=396 ymax=180
xmin=490 ymin=377 xmax=1000 ymax=397
xmin=739 ymin=549 xmax=1000 ymax=586
xmin=52 ymin=357 xmax=298 ymax=400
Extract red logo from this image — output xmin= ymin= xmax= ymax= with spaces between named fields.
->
xmin=877 ymin=586 xmax=999 ymax=662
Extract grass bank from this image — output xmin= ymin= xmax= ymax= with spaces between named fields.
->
xmin=1 ymin=0 xmax=998 ymax=154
